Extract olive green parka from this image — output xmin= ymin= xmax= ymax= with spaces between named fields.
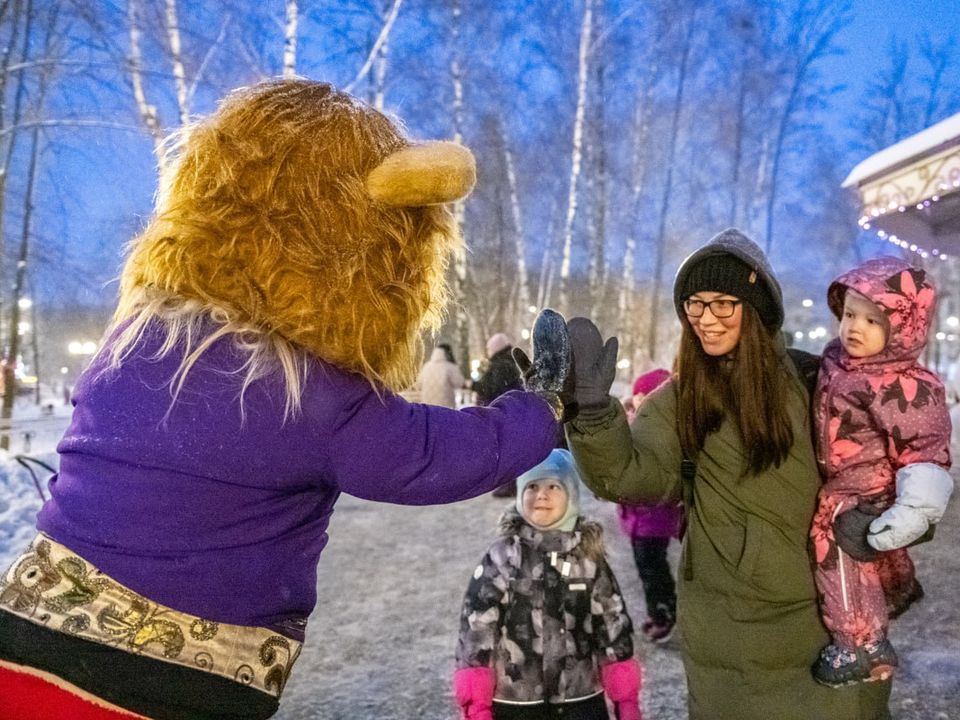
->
xmin=566 ymin=373 xmax=890 ymax=719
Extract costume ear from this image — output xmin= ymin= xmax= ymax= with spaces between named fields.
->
xmin=365 ymin=141 xmax=476 ymax=206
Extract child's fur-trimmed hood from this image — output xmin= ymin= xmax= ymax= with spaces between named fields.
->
xmin=498 ymin=507 xmax=607 ymax=561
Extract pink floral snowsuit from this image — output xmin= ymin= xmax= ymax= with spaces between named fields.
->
xmin=811 ymin=257 xmax=951 ymax=650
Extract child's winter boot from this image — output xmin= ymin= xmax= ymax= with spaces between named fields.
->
xmin=812 ymin=638 xmax=897 ymax=687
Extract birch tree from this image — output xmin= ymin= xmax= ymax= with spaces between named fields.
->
xmin=617 ymin=16 xmax=665 ymax=371
xmin=557 ymin=0 xmax=593 ymax=315
xmin=1 ymin=0 xmax=57 ymax=447
xmin=283 ymin=0 xmax=298 ymax=78
xmin=127 ymin=0 xmax=165 ymax=157
xmin=496 ymin=116 xmax=532 ymax=336
xmin=760 ymin=0 xmax=850 ymax=255
xmin=646 ymin=0 xmax=696 ymax=361
xmin=344 ymin=0 xmax=403 ymax=108
xmin=448 ymin=0 xmax=471 ymax=374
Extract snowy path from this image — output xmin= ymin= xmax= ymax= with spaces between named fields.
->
xmin=277 ymin=480 xmax=960 ymax=719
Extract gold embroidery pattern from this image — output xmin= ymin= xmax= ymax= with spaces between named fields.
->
xmin=0 ymin=534 xmax=303 ymax=699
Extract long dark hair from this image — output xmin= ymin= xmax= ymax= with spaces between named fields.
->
xmin=676 ymin=302 xmax=797 ymax=476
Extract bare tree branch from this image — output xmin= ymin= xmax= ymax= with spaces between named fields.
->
xmin=344 ymin=0 xmax=403 ymax=94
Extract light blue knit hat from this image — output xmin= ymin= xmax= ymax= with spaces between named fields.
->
xmin=516 ymin=449 xmax=581 ymax=531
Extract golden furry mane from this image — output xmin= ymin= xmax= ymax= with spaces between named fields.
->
xmin=114 ymin=79 xmax=469 ymax=402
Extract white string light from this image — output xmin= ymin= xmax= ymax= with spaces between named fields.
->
xmin=858 ymin=180 xmax=960 ymax=261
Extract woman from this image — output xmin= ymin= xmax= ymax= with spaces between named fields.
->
xmin=416 ymin=344 xmax=466 ymax=408
xmin=562 ymin=229 xmax=890 ymax=719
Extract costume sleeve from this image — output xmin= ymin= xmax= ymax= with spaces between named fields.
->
xmin=324 ymin=385 xmax=558 ymax=504
xmin=565 ymin=384 xmax=683 ymax=505
xmin=455 ymin=549 xmax=506 ymax=669
xmin=590 ymin=557 xmax=634 ymax=663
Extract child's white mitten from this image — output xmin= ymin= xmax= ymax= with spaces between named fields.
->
xmin=867 ymin=463 xmax=954 ymax=551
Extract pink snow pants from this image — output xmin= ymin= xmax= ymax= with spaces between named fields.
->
xmin=810 ymin=492 xmax=915 ymax=649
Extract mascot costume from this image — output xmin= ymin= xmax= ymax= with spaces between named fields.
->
xmin=0 ymin=79 xmax=571 ymax=719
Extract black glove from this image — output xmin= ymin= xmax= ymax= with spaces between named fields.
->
xmin=512 ymin=309 xmax=574 ymax=417
xmin=832 ymin=499 xmax=882 ymax=562
xmin=567 ymin=317 xmax=618 ymax=410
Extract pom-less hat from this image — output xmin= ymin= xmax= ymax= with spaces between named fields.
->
xmin=516 ymin=449 xmax=581 ymax=532
xmin=673 ymin=228 xmax=784 ymax=329
xmin=486 ymin=333 xmax=512 ymax=357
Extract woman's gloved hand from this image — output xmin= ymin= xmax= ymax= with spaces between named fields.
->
xmin=512 ymin=309 xmax=575 ymax=419
xmin=867 ymin=463 xmax=954 ymax=551
xmin=567 ymin=317 xmax=619 ymax=411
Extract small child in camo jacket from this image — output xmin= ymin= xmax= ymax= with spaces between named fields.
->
xmin=453 ymin=449 xmax=642 ymax=720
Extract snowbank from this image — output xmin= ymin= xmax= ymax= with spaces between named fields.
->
xmin=0 ymin=450 xmax=58 ymax=571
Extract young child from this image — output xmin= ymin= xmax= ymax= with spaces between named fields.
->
xmin=454 ymin=449 xmax=642 ymax=720
xmin=617 ymin=369 xmax=683 ymax=644
xmin=810 ymin=256 xmax=954 ymax=687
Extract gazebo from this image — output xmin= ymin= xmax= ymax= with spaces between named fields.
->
xmin=843 ymin=111 xmax=960 ymax=261
xmin=842 ymin=111 xmax=960 ymax=378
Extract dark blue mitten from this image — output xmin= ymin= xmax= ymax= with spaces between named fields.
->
xmin=512 ymin=309 xmax=574 ymax=419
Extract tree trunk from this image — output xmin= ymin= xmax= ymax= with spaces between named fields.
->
xmin=587 ymin=61 xmax=608 ymax=321
xmin=127 ymin=0 xmax=165 ymax=162
xmin=558 ymin=0 xmax=592 ymax=315
xmin=164 ymin=0 xmax=189 ymax=125
xmin=646 ymin=7 xmax=695 ymax=362
xmin=345 ymin=0 xmax=403 ymax=95
xmin=1 ymin=120 xmax=39 ymax=449
xmin=617 ymin=46 xmax=660 ymax=366
xmin=448 ymin=0 xmax=470 ymax=375
xmin=496 ymin=117 xmax=531 ymax=332
xmin=283 ymin=0 xmax=298 ymax=78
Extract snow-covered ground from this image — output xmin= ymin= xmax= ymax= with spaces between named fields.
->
xmin=276 ymin=479 xmax=960 ymax=720
xmin=0 ymin=398 xmax=957 ymax=719
xmin=0 ymin=393 xmax=72 ymax=571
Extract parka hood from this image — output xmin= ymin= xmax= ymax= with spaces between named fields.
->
xmin=827 ymin=256 xmax=936 ymax=364
xmin=673 ymin=228 xmax=784 ymax=329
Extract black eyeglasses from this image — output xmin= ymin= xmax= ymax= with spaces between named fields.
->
xmin=683 ymin=298 xmax=743 ymax=319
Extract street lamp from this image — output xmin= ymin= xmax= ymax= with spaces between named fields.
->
xmin=68 ymin=341 xmax=97 ymax=356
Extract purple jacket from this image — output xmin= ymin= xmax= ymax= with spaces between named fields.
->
xmin=38 ymin=322 xmax=557 ymax=639
xmin=616 ymin=503 xmax=683 ymax=540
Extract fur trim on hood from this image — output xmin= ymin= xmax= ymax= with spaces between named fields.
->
xmin=827 ymin=256 xmax=936 ymax=365
xmin=498 ymin=508 xmax=607 ymax=562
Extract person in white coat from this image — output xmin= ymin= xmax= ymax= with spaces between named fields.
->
xmin=417 ymin=345 xmax=466 ymax=408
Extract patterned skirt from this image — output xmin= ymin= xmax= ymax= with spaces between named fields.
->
xmin=0 ymin=534 xmax=302 ymax=719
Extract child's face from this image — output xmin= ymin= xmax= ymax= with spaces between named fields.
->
xmin=840 ymin=290 xmax=889 ymax=358
xmin=521 ymin=478 xmax=568 ymax=529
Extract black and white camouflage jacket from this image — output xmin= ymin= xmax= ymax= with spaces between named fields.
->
xmin=455 ymin=509 xmax=634 ymax=704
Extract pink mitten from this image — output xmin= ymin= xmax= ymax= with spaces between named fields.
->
xmin=601 ymin=658 xmax=642 ymax=720
xmin=453 ymin=666 xmax=496 ymax=720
